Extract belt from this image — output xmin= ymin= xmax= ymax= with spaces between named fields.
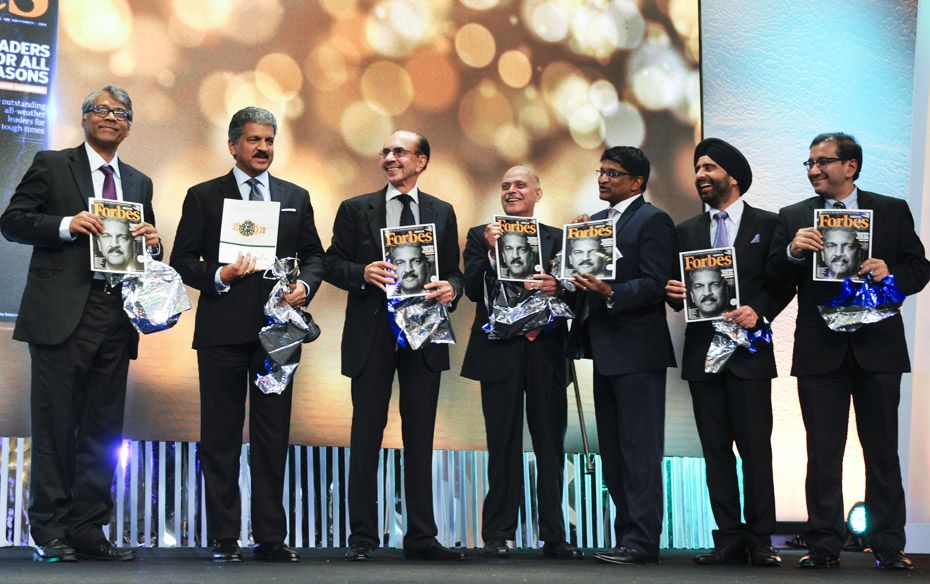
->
xmin=90 ymin=279 xmax=122 ymax=296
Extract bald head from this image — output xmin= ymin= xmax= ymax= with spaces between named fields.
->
xmin=500 ymin=165 xmax=542 ymax=217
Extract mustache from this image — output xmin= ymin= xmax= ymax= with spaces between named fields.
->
xmin=699 ymin=294 xmax=718 ymax=303
xmin=106 ymin=246 xmax=125 ymax=254
xmin=254 ymin=151 xmax=269 ymax=159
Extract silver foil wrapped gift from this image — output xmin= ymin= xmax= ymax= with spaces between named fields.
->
xmin=484 ymin=282 xmax=574 ymax=340
xmin=121 ymin=257 xmax=191 ymax=334
xmin=817 ymin=275 xmax=906 ymax=333
xmin=548 ymin=251 xmax=577 ymax=292
xmin=256 ymin=258 xmax=310 ymax=395
xmin=704 ymin=318 xmax=772 ymax=374
xmin=388 ymin=297 xmax=455 ymax=351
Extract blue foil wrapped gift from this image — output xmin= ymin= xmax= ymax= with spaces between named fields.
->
xmin=817 ymin=275 xmax=905 ymax=332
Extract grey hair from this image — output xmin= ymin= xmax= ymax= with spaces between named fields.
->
xmin=81 ymin=85 xmax=133 ymax=121
xmin=228 ymin=107 xmax=277 ymax=142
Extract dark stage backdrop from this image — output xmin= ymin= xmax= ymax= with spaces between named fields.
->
xmin=0 ymin=0 xmax=702 ymax=454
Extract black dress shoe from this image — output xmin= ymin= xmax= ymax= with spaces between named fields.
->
xmin=212 ymin=539 xmax=243 ymax=563
xmin=254 ymin=542 xmax=300 ymax=562
xmin=73 ymin=539 xmax=136 ymax=561
xmin=593 ymin=546 xmax=658 ymax=565
xmin=345 ymin=542 xmax=373 ymax=561
xmin=750 ymin=545 xmax=781 ymax=567
xmin=693 ymin=545 xmax=748 ymax=565
xmin=798 ymin=549 xmax=839 ymax=569
xmin=542 ymin=541 xmax=584 ymax=559
xmin=403 ymin=540 xmax=467 ymax=560
xmin=33 ymin=538 xmax=77 ymax=562
xmin=482 ymin=538 xmax=509 ymax=558
xmin=874 ymin=549 xmax=913 ymax=571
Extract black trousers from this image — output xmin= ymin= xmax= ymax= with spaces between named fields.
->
xmin=197 ymin=342 xmax=294 ymax=544
xmin=480 ymin=338 xmax=567 ymax=544
xmin=347 ymin=316 xmax=441 ymax=550
xmin=593 ymin=369 xmax=666 ymax=558
xmin=28 ymin=289 xmax=133 ymax=546
xmin=797 ymin=349 xmax=905 ymax=556
xmin=689 ymin=374 xmax=775 ymax=549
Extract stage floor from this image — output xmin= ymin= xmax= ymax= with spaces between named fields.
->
xmin=0 ymin=547 xmax=926 ymax=583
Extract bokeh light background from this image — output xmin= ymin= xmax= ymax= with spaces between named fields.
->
xmin=1 ymin=0 xmax=702 ymax=453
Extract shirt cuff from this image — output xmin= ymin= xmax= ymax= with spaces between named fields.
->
xmin=59 ymin=216 xmax=76 ymax=242
xmin=785 ymin=244 xmax=805 ymax=264
xmin=215 ymin=267 xmax=231 ymax=294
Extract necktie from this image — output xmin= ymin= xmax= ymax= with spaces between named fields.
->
xmin=608 ymin=207 xmax=620 ymax=222
xmin=397 ymin=194 xmax=415 ymax=226
xmin=246 ymin=178 xmax=264 ymax=201
xmin=101 ymin=165 xmax=116 ymax=200
xmin=713 ymin=211 xmax=729 ymax=248
xmin=833 ymin=201 xmax=846 ymax=209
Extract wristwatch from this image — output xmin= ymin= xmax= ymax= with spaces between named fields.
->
xmin=605 ymin=291 xmax=615 ymax=309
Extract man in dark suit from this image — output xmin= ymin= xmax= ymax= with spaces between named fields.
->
xmin=770 ymin=133 xmax=929 ymax=571
xmin=171 ymin=107 xmax=324 ymax=563
xmin=665 ymin=138 xmax=789 ymax=567
xmin=461 ymin=166 xmax=582 ymax=560
xmin=1 ymin=86 xmax=160 ymax=562
xmin=325 ymin=130 xmax=464 ymax=561
xmin=567 ymin=146 xmax=677 ymax=565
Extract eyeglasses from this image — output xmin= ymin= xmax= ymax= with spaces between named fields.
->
xmin=84 ymin=105 xmax=132 ymax=121
xmin=802 ymin=157 xmax=848 ymax=170
xmin=595 ymin=169 xmax=631 ymax=179
xmin=379 ymin=147 xmax=421 ymax=159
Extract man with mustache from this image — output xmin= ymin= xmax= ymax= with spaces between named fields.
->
xmin=171 ymin=106 xmax=325 ymax=563
xmin=389 ymin=243 xmax=430 ymax=296
xmin=498 ymin=231 xmax=536 ymax=280
xmin=325 ymin=130 xmax=464 ymax=561
xmin=461 ymin=166 xmax=581 ymax=560
xmin=666 ymin=138 xmax=788 ymax=567
xmin=820 ymin=227 xmax=863 ymax=280
xmin=95 ymin=218 xmax=142 ymax=272
xmin=567 ymin=237 xmax=608 ymax=277
xmin=567 ymin=146 xmax=677 ymax=566
xmin=687 ymin=267 xmax=728 ymax=319
xmin=770 ymin=133 xmax=929 ymax=570
xmin=1 ymin=85 xmax=160 ymax=562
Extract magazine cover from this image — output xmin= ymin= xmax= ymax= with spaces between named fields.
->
xmin=561 ymin=218 xmax=615 ymax=280
xmin=494 ymin=215 xmax=542 ymax=282
xmin=381 ymin=223 xmax=438 ymax=298
xmin=88 ymin=197 xmax=146 ymax=275
xmin=812 ymin=208 xmax=873 ymax=282
xmin=680 ymin=246 xmax=739 ymax=323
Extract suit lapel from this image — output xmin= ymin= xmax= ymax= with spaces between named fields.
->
xmin=697 ymin=211 xmax=712 ymax=248
xmin=613 ymin=195 xmax=645 ymax=234
xmin=267 ymin=175 xmax=283 ymax=203
xmin=118 ymin=160 xmax=141 ymax=204
xmin=69 ymin=145 xmax=94 ymax=207
xmin=540 ymin=224 xmax=556 ymax=268
xmin=365 ymin=187 xmax=389 ymax=248
xmin=732 ymin=203 xmax=757 ymax=251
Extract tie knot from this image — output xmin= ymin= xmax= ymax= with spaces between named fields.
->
xmin=246 ymin=178 xmax=259 ymax=187
xmin=100 ymin=164 xmax=114 ymax=176
xmin=714 ymin=211 xmax=728 ymax=222
xmin=833 ymin=201 xmax=846 ymax=209
xmin=608 ymin=207 xmax=619 ymax=221
xmin=396 ymin=194 xmax=412 ymax=206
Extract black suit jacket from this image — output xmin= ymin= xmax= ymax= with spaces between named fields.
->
xmin=674 ymin=203 xmax=791 ymax=381
xmin=567 ymin=197 xmax=677 ymax=375
xmin=170 ymin=171 xmax=324 ymax=349
xmin=1 ymin=144 xmax=157 ymax=356
xmin=323 ymin=187 xmax=463 ymax=377
xmin=460 ymin=223 xmax=568 ymax=386
xmin=769 ymin=190 xmax=929 ymax=375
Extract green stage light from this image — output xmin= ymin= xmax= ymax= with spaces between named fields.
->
xmin=847 ymin=502 xmax=868 ymax=536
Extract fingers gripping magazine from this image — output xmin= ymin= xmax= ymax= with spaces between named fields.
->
xmin=494 ymin=215 xmax=542 ymax=282
xmin=680 ymin=246 xmax=740 ymax=323
xmin=813 ymin=209 xmax=873 ymax=282
xmin=381 ymin=223 xmax=438 ymax=298
xmin=561 ymin=219 xmax=615 ymax=280
xmin=88 ymin=198 xmax=146 ymax=275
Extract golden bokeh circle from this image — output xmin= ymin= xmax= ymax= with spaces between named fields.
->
xmin=568 ymin=105 xmax=606 ymax=149
xmin=522 ymin=0 xmax=570 ymax=43
xmin=222 ymin=0 xmax=284 ymax=45
xmin=256 ymin=53 xmax=304 ymax=101
xmin=454 ymin=23 xmax=496 ymax=68
xmin=339 ymin=101 xmax=395 ymax=156
xmin=497 ymin=50 xmax=533 ymax=89
xmin=459 ymin=0 xmax=500 ymax=9
xmin=62 ymin=0 xmax=133 ymax=52
xmin=170 ymin=0 xmax=233 ymax=31
xmin=360 ymin=61 xmax=415 ymax=116
xmin=320 ymin=0 xmax=359 ymax=19
xmin=304 ymin=44 xmax=352 ymax=93
xmin=458 ymin=82 xmax=513 ymax=146
xmin=405 ymin=49 xmax=460 ymax=112
xmin=494 ymin=124 xmax=530 ymax=162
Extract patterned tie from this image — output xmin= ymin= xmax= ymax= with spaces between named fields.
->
xmin=397 ymin=194 xmax=415 ymax=226
xmin=246 ymin=178 xmax=264 ymax=201
xmin=100 ymin=165 xmax=117 ymax=200
xmin=608 ymin=207 xmax=620 ymax=222
xmin=833 ymin=201 xmax=846 ymax=209
xmin=713 ymin=211 xmax=729 ymax=248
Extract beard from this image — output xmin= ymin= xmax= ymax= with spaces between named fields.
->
xmin=697 ymin=175 xmax=731 ymax=208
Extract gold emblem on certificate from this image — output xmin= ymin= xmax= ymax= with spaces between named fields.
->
xmin=233 ymin=220 xmax=266 ymax=237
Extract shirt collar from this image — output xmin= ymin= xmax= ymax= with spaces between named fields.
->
xmin=825 ymin=187 xmax=858 ymax=209
xmin=707 ymin=197 xmax=744 ymax=224
xmin=85 ymin=142 xmax=121 ymax=177
xmin=610 ymin=193 xmax=642 ymax=217
xmin=386 ymin=183 xmax=420 ymax=204
xmin=232 ymin=166 xmax=269 ymax=189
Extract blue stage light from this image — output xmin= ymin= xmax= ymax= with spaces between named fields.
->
xmin=847 ymin=501 xmax=868 ymax=536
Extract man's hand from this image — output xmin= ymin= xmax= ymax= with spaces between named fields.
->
xmin=131 ymin=221 xmax=160 ymax=248
xmin=282 ymin=281 xmax=307 ymax=307
xmin=484 ymin=222 xmax=503 ymax=252
xmin=724 ymin=305 xmax=759 ymax=329
xmin=528 ymin=273 xmax=560 ymax=297
xmin=424 ymin=280 xmax=455 ymax=304
xmin=573 ymin=213 xmax=591 ymax=223
xmin=859 ymin=257 xmax=889 ymax=280
xmin=69 ymin=211 xmax=104 ymax=236
xmin=790 ymin=227 xmax=823 ymax=258
xmin=363 ymin=260 xmax=397 ymax=292
xmin=571 ymin=272 xmax=612 ymax=297
xmin=219 ymin=252 xmax=257 ymax=284
xmin=665 ymin=279 xmax=686 ymax=301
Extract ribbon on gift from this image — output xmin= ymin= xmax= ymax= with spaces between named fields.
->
xmin=818 ymin=274 xmax=905 ymax=332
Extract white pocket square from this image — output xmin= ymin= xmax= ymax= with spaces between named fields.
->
xmin=282 ymin=208 xmax=297 ymax=212
xmin=750 ymin=234 xmax=760 ymax=244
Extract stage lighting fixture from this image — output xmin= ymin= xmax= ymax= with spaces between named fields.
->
xmin=847 ymin=501 xmax=868 ymax=536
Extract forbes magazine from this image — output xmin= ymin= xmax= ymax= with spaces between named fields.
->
xmin=88 ymin=198 xmax=145 ymax=275
xmin=680 ymin=246 xmax=739 ymax=323
xmin=381 ymin=223 xmax=438 ymax=299
xmin=812 ymin=208 xmax=873 ymax=283
xmin=561 ymin=219 xmax=615 ymax=280
xmin=494 ymin=215 xmax=542 ymax=283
